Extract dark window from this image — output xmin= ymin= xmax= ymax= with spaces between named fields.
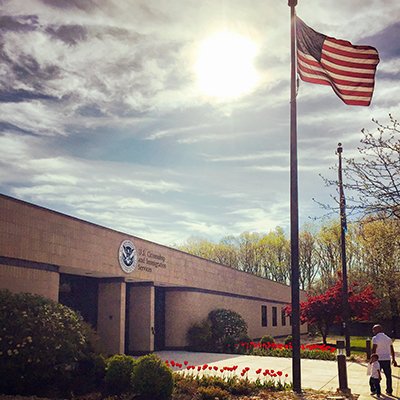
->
xmin=261 ymin=305 xmax=267 ymax=327
xmin=281 ymin=308 xmax=286 ymax=326
xmin=272 ymin=306 xmax=278 ymax=326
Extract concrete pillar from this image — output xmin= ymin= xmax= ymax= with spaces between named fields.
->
xmin=97 ymin=280 xmax=126 ymax=355
xmin=128 ymin=285 xmax=155 ymax=353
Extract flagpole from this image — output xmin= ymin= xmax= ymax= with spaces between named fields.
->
xmin=288 ymin=0 xmax=301 ymax=393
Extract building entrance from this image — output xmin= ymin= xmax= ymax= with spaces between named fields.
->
xmin=59 ymin=274 xmax=98 ymax=328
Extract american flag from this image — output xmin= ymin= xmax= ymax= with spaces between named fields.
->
xmin=296 ymin=17 xmax=380 ymax=106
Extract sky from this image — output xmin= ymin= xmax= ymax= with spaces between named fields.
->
xmin=1 ymin=0 xmax=399 ymax=247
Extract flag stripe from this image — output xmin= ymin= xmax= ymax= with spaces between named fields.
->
xmin=298 ymin=70 xmax=374 ymax=93
xmin=322 ymin=48 xmax=380 ymax=65
xmin=296 ymin=16 xmax=379 ymax=106
xmin=298 ymin=61 xmax=375 ymax=86
xmin=321 ymin=57 xmax=377 ymax=74
xmin=321 ymin=50 xmax=376 ymax=72
xmin=298 ymin=51 xmax=376 ymax=81
xmin=323 ymin=42 xmax=380 ymax=59
xmin=327 ymin=37 xmax=379 ymax=53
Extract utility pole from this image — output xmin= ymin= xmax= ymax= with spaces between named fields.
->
xmin=337 ymin=143 xmax=351 ymax=356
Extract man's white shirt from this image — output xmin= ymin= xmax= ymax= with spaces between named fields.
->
xmin=372 ymin=332 xmax=392 ymax=361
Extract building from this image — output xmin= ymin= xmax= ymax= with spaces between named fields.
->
xmin=0 ymin=194 xmax=307 ymax=355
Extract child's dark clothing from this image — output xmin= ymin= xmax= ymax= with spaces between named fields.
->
xmin=369 ymin=376 xmax=381 ymax=395
xmin=368 ymin=360 xmax=381 ymax=396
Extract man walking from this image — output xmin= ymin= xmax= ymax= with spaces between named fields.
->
xmin=372 ymin=324 xmax=398 ymax=395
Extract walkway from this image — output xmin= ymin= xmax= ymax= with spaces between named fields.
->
xmin=156 ymin=340 xmax=400 ymax=400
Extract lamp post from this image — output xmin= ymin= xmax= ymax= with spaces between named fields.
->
xmin=337 ymin=143 xmax=351 ymax=356
xmin=336 ymin=340 xmax=351 ymax=395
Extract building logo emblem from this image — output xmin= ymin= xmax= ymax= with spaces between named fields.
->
xmin=118 ymin=240 xmax=137 ymax=273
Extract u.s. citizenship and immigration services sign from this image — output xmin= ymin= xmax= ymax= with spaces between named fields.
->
xmin=118 ymin=240 xmax=138 ymax=273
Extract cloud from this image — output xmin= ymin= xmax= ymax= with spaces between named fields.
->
xmin=0 ymin=0 xmax=399 ymax=246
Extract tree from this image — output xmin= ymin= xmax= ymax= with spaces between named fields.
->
xmin=259 ymin=227 xmax=290 ymax=284
xmin=286 ymin=277 xmax=379 ymax=344
xmin=322 ymin=114 xmax=400 ymax=220
xmin=354 ymin=217 xmax=400 ymax=336
xmin=299 ymin=228 xmax=319 ymax=290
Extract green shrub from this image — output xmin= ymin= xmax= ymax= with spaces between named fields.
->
xmin=260 ymin=335 xmax=275 ymax=345
xmin=105 ymin=354 xmax=136 ymax=395
xmin=186 ymin=319 xmax=212 ymax=351
xmin=197 ymin=385 xmax=230 ymax=400
xmin=131 ymin=353 xmax=173 ymax=400
xmin=0 ymin=289 xmax=94 ymax=396
xmin=208 ymin=309 xmax=248 ymax=350
xmin=284 ymin=335 xmax=293 ymax=345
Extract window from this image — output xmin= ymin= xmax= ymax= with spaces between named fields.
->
xmin=261 ymin=305 xmax=267 ymax=327
xmin=281 ymin=308 xmax=286 ymax=326
xmin=272 ymin=306 xmax=277 ymax=326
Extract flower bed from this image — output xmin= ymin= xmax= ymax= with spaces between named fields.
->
xmin=165 ymin=358 xmax=291 ymax=392
xmin=237 ymin=342 xmax=337 ymax=360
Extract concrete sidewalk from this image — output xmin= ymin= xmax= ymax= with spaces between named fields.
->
xmin=156 ymin=339 xmax=400 ymax=400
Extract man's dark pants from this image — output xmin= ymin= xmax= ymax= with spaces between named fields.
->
xmin=379 ymin=360 xmax=392 ymax=393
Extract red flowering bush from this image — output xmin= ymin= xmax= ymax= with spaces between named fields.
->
xmin=237 ymin=341 xmax=337 ymax=360
xmin=285 ymin=276 xmax=379 ymax=344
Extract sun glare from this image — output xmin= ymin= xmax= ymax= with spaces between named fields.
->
xmin=195 ymin=31 xmax=259 ymax=99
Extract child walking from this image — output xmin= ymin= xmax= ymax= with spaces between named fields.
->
xmin=368 ymin=353 xmax=382 ymax=397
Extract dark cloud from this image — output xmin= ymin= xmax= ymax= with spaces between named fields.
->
xmin=38 ymin=0 xmax=99 ymax=11
xmin=8 ymin=54 xmax=61 ymax=90
xmin=0 ymin=89 xmax=55 ymax=103
xmin=0 ymin=15 xmax=39 ymax=32
xmin=77 ymin=105 xmax=106 ymax=117
xmin=377 ymin=70 xmax=400 ymax=81
xmin=0 ymin=121 xmax=39 ymax=136
xmin=46 ymin=24 xmax=87 ymax=45
xmin=362 ymin=21 xmax=400 ymax=60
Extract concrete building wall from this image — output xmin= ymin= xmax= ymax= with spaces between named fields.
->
xmin=165 ymin=290 xmax=307 ymax=348
xmin=0 ymin=195 xmax=301 ymax=305
xmin=97 ymin=281 xmax=126 ymax=355
xmin=128 ymin=285 xmax=155 ymax=353
xmin=0 ymin=261 xmax=59 ymax=301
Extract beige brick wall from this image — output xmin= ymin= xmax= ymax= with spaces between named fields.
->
xmin=0 ymin=195 xmax=303 ymax=306
xmin=97 ymin=281 xmax=126 ymax=355
xmin=0 ymin=263 xmax=59 ymax=301
xmin=0 ymin=195 xmax=308 ymax=354
xmin=165 ymin=290 xmax=307 ymax=348
xmin=128 ymin=285 xmax=155 ymax=353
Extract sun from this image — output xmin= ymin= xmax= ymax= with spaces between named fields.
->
xmin=195 ymin=31 xmax=259 ymax=99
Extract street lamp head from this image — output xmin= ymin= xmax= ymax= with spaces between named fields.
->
xmin=288 ymin=0 xmax=298 ymax=6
